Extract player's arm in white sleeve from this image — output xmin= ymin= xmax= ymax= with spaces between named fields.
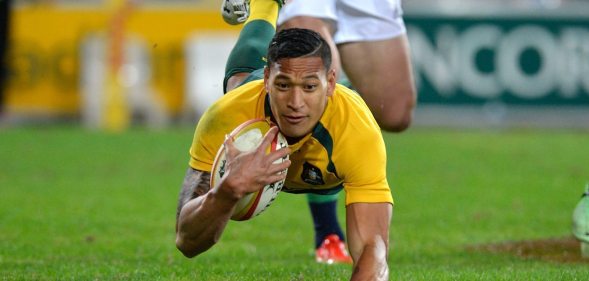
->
xmin=175 ymin=127 xmax=291 ymax=258
xmin=346 ymin=202 xmax=392 ymax=281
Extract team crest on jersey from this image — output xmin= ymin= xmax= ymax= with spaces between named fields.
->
xmin=301 ymin=162 xmax=324 ymax=185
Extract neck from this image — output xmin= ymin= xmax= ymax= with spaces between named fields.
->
xmin=286 ymin=136 xmax=304 ymax=145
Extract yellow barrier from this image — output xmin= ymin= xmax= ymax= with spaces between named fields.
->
xmin=6 ymin=5 xmax=239 ymax=116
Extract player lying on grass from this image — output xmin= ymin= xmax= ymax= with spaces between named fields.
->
xmin=221 ymin=0 xmax=416 ymax=264
xmin=176 ymin=1 xmax=393 ymax=279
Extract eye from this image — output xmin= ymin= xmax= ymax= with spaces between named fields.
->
xmin=303 ymin=84 xmax=318 ymax=92
xmin=275 ymin=82 xmax=289 ymax=90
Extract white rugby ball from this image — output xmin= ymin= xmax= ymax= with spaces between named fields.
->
xmin=210 ymin=118 xmax=289 ymax=221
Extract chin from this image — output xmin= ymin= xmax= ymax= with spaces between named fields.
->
xmin=277 ymin=122 xmax=312 ymax=139
xmin=280 ymin=128 xmax=306 ymax=139
xmin=281 ymin=131 xmax=300 ymax=139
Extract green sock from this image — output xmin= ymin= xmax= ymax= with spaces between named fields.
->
xmin=224 ymin=20 xmax=275 ymax=92
xmin=307 ymin=193 xmax=339 ymax=204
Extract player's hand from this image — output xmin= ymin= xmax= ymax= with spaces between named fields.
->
xmin=219 ymin=126 xmax=291 ymax=200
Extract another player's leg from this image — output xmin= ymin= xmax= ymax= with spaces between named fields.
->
xmin=334 ymin=0 xmax=416 ymax=132
xmin=338 ymin=35 xmax=416 ymax=132
xmin=278 ymin=17 xmax=342 ymax=80
xmin=308 ymin=193 xmax=352 ymax=264
xmin=223 ymin=0 xmax=281 ymax=92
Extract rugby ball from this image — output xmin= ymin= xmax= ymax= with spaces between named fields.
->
xmin=210 ymin=118 xmax=289 ymax=221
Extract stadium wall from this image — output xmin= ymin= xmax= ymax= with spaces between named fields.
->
xmin=5 ymin=3 xmax=238 ymax=122
xmin=405 ymin=6 xmax=589 ymax=129
xmin=4 ymin=2 xmax=589 ymax=128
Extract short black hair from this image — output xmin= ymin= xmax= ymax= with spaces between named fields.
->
xmin=267 ymin=28 xmax=332 ymax=71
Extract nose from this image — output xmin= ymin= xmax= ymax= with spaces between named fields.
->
xmin=287 ymin=87 xmax=305 ymax=110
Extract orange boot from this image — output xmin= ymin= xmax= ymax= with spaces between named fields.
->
xmin=315 ymin=234 xmax=353 ymax=264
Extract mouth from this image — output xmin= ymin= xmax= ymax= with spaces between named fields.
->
xmin=283 ymin=115 xmax=306 ymax=124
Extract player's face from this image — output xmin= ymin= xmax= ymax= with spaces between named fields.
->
xmin=264 ymin=57 xmax=336 ymax=140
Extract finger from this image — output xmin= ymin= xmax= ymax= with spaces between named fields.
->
xmin=267 ymin=159 xmax=291 ymax=175
xmin=256 ymin=126 xmax=280 ymax=155
xmin=262 ymin=173 xmax=288 ymax=187
xmin=266 ymin=146 xmax=291 ymax=164
xmin=223 ymin=134 xmax=239 ymax=158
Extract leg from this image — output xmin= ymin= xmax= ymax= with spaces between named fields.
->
xmin=277 ymin=0 xmax=340 ymax=78
xmin=307 ymin=193 xmax=345 ymax=248
xmin=224 ymin=0 xmax=280 ymax=92
xmin=308 ymin=193 xmax=352 ymax=264
xmin=338 ymin=35 xmax=416 ymax=132
xmin=278 ymin=17 xmax=342 ymax=79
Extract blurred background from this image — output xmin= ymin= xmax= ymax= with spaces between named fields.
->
xmin=0 ymin=0 xmax=588 ymax=130
xmin=1 ymin=2 xmax=589 ymax=279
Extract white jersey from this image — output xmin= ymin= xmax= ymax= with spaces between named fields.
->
xmin=278 ymin=0 xmax=406 ymax=44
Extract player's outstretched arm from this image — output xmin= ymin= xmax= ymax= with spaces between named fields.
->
xmin=346 ymin=202 xmax=392 ymax=281
xmin=175 ymin=127 xmax=291 ymax=258
xmin=175 ymin=167 xmax=239 ymax=258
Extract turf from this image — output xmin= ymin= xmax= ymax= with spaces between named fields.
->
xmin=1 ymin=127 xmax=588 ymax=280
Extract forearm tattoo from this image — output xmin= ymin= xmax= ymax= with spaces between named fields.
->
xmin=176 ymin=168 xmax=211 ymax=220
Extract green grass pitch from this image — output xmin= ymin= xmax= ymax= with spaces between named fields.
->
xmin=1 ymin=127 xmax=588 ymax=280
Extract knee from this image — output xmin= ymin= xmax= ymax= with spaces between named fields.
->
xmin=376 ymin=91 xmax=416 ymax=133
xmin=378 ymin=109 xmax=412 ymax=133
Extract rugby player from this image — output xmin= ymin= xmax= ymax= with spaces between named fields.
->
xmin=221 ymin=0 xmax=415 ymax=264
xmin=177 ymin=1 xmax=393 ymax=279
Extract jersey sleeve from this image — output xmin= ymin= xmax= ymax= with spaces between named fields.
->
xmin=341 ymin=130 xmax=393 ymax=206
xmin=332 ymin=88 xmax=393 ymax=206
xmin=188 ymin=104 xmax=232 ymax=172
xmin=188 ymin=80 xmax=267 ymax=172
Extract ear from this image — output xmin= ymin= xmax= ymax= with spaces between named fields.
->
xmin=263 ymin=66 xmax=270 ymax=92
xmin=326 ymin=68 xmax=336 ymax=97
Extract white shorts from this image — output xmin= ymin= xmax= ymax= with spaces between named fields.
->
xmin=277 ymin=0 xmax=406 ymax=44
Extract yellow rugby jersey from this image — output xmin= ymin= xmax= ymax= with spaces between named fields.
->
xmin=189 ymin=80 xmax=392 ymax=205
